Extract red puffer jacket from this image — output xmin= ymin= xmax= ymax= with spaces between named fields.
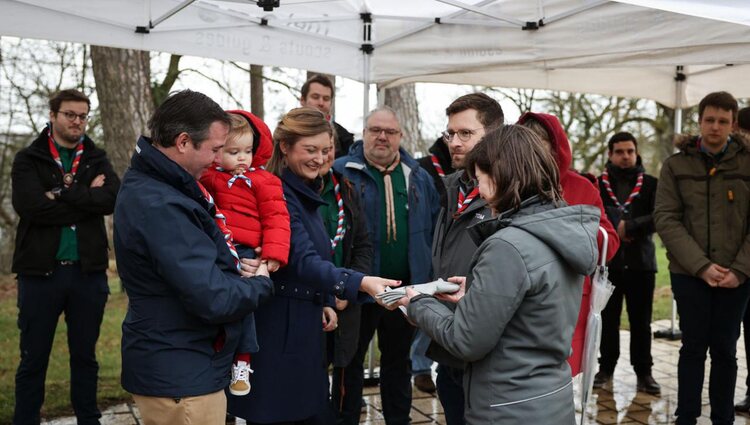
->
xmin=200 ymin=110 xmax=290 ymax=266
xmin=518 ymin=112 xmax=619 ymax=376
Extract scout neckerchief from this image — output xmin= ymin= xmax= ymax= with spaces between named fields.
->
xmin=328 ymin=170 xmax=346 ymax=252
xmin=216 ymin=165 xmax=255 ymax=189
xmin=601 ymin=169 xmax=643 ymax=213
xmin=197 ymin=181 xmax=241 ymax=272
xmin=47 ymin=125 xmax=83 ymax=187
xmin=455 ymin=180 xmax=479 ymax=217
xmin=366 ymin=152 xmax=401 ymax=242
xmin=431 ymin=153 xmax=445 ymax=177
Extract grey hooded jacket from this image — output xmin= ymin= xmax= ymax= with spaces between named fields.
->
xmin=408 ymin=198 xmax=600 ymax=424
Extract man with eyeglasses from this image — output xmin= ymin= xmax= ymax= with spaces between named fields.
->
xmin=11 ymin=89 xmax=120 ymax=425
xmin=334 ymin=107 xmax=440 ymax=425
xmin=428 ymin=92 xmax=503 ymax=425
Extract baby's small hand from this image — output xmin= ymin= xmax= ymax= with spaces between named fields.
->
xmin=266 ymin=259 xmax=281 ymax=273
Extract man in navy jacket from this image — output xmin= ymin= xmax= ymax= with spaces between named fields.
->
xmin=114 ymin=90 xmax=273 ymax=425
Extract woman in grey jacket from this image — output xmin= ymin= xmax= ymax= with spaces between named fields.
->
xmin=399 ymin=125 xmax=600 ymax=424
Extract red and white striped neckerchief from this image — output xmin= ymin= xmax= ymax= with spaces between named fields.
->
xmin=47 ymin=127 xmax=83 ymax=188
xmin=216 ymin=166 xmax=256 ymax=189
xmin=455 ymin=185 xmax=480 ymax=217
xmin=601 ymin=170 xmax=643 ymax=213
xmin=197 ymin=181 xmax=241 ymax=272
xmin=431 ymin=154 xmax=445 ymax=177
xmin=328 ymin=171 xmax=346 ymax=252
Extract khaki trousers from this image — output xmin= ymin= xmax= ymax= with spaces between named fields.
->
xmin=132 ymin=389 xmax=226 ymax=425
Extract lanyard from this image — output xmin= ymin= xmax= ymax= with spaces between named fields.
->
xmin=329 ymin=171 xmax=346 ymax=252
xmin=197 ymin=182 xmax=241 ymax=272
xmin=47 ymin=127 xmax=83 ymax=187
xmin=431 ymin=154 xmax=445 ymax=177
xmin=601 ymin=170 xmax=643 ymax=213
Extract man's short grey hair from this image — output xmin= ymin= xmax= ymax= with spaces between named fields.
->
xmin=364 ymin=106 xmax=400 ymax=127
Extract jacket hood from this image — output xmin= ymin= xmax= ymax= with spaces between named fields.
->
xmin=344 ymin=140 xmax=420 ymax=168
xmin=427 ymin=136 xmax=454 ymax=173
xmin=470 ymin=197 xmax=600 ymax=276
xmin=517 ymin=112 xmax=572 ymax=173
xmin=673 ymin=131 xmax=750 ymax=152
xmin=226 ymin=110 xmax=273 ymax=168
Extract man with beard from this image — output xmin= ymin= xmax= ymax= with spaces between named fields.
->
xmin=593 ymin=132 xmax=661 ymax=395
xmin=429 ymin=92 xmax=503 ymax=424
xmin=11 ymin=89 xmax=120 ymax=425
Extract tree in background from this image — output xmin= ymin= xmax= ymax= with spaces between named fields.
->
xmin=382 ymin=83 xmax=425 ymax=155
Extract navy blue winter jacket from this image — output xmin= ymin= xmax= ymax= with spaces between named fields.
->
xmin=114 ymin=137 xmax=274 ymax=397
xmin=333 ymin=141 xmax=440 ymax=286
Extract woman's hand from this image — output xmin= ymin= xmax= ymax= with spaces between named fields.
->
xmin=335 ymin=299 xmax=349 ymax=311
xmin=359 ymin=276 xmax=402 ymax=309
xmin=322 ymin=306 xmax=338 ymax=332
xmin=435 ymin=276 xmax=466 ymax=303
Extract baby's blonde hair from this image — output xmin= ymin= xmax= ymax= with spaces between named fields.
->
xmin=227 ymin=113 xmax=254 ymax=146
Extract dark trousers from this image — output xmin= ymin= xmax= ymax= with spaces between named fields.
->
xmin=14 ymin=264 xmax=109 ymax=425
xmin=436 ymin=364 xmax=465 ymax=425
xmin=337 ymin=303 xmax=415 ymax=425
xmin=598 ymin=269 xmax=655 ymax=376
xmin=671 ymin=273 xmax=750 ymax=425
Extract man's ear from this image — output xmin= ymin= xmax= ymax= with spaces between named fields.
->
xmin=299 ymin=96 xmax=306 ymax=107
xmin=174 ymin=132 xmax=191 ymax=153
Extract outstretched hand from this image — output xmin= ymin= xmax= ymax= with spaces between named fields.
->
xmin=360 ymin=276 xmax=401 ymax=310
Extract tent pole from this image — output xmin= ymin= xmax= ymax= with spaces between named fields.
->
xmin=655 ymin=65 xmax=684 ymax=341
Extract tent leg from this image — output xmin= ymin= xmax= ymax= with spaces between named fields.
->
xmin=655 ymin=66 xmax=683 ymax=341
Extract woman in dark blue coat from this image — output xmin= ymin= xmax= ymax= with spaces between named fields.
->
xmin=227 ymin=107 xmax=398 ymax=424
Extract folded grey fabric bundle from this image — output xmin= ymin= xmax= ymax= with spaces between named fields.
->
xmin=375 ymin=278 xmax=460 ymax=306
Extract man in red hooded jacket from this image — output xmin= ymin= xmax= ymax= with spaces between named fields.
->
xmin=517 ymin=112 xmax=619 ymax=376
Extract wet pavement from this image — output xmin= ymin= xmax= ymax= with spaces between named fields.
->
xmin=41 ymin=320 xmax=750 ymax=424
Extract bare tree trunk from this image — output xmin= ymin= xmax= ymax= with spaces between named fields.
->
xmin=250 ymin=65 xmax=264 ymax=120
xmin=382 ymin=83 xmax=424 ymax=155
xmin=90 ymin=46 xmax=153 ymax=176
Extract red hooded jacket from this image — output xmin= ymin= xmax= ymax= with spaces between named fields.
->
xmin=200 ymin=110 xmax=290 ymax=266
xmin=518 ymin=112 xmax=619 ymax=376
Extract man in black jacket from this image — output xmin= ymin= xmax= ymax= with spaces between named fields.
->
xmin=593 ymin=131 xmax=661 ymax=395
xmin=11 ymin=89 xmax=120 ymax=425
xmin=300 ymin=74 xmax=354 ymax=158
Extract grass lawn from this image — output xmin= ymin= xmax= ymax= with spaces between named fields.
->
xmin=0 ymin=275 xmax=130 ymax=425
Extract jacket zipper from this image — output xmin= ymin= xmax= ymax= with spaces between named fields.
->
xmin=706 ymin=160 xmax=713 ymax=256
xmin=466 ymin=363 xmax=473 ymax=408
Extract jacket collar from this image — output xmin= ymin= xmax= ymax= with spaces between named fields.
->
xmin=427 ymin=136 xmax=455 ymax=175
xmin=346 ymin=140 xmax=420 ymax=170
xmin=130 ymin=136 xmax=211 ymax=212
xmin=281 ymin=167 xmax=326 ymax=207
xmin=466 ymin=195 xmax=548 ymax=245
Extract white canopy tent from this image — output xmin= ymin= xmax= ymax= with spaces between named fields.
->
xmin=2 ymin=0 xmax=750 ymax=115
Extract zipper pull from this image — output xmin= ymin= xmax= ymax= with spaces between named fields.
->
xmin=728 ymin=189 xmax=734 ymax=202
xmin=709 ymin=167 xmax=717 ymax=176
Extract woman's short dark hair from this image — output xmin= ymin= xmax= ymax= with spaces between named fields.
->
xmin=267 ymin=107 xmax=333 ymax=176
xmin=466 ymin=125 xmax=562 ymax=213
xmin=148 ymin=90 xmax=230 ymax=148
xmin=49 ymin=89 xmax=90 ymax=113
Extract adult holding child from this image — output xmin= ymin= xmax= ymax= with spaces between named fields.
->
xmin=227 ymin=107 xmax=399 ymax=424
xmin=399 ymin=125 xmax=600 ymax=424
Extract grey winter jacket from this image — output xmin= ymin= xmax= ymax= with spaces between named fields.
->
xmin=408 ymin=198 xmax=600 ymax=424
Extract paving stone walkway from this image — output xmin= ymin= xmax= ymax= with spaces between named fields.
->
xmin=41 ymin=320 xmax=750 ymax=424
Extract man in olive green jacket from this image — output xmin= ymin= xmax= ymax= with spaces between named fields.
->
xmin=654 ymin=91 xmax=750 ymax=425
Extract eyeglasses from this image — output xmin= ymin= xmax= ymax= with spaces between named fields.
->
xmin=442 ymin=127 xmax=484 ymax=143
xmin=367 ymin=127 xmax=401 ymax=137
xmin=58 ymin=111 xmax=89 ymax=122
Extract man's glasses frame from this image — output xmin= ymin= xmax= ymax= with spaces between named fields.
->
xmin=58 ymin=110 xmax=90 ymax=122
xmin=442 ymin=127 xmax=484 ymax=143
xmin=366 ymin=127 xmax=401 ymax=137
